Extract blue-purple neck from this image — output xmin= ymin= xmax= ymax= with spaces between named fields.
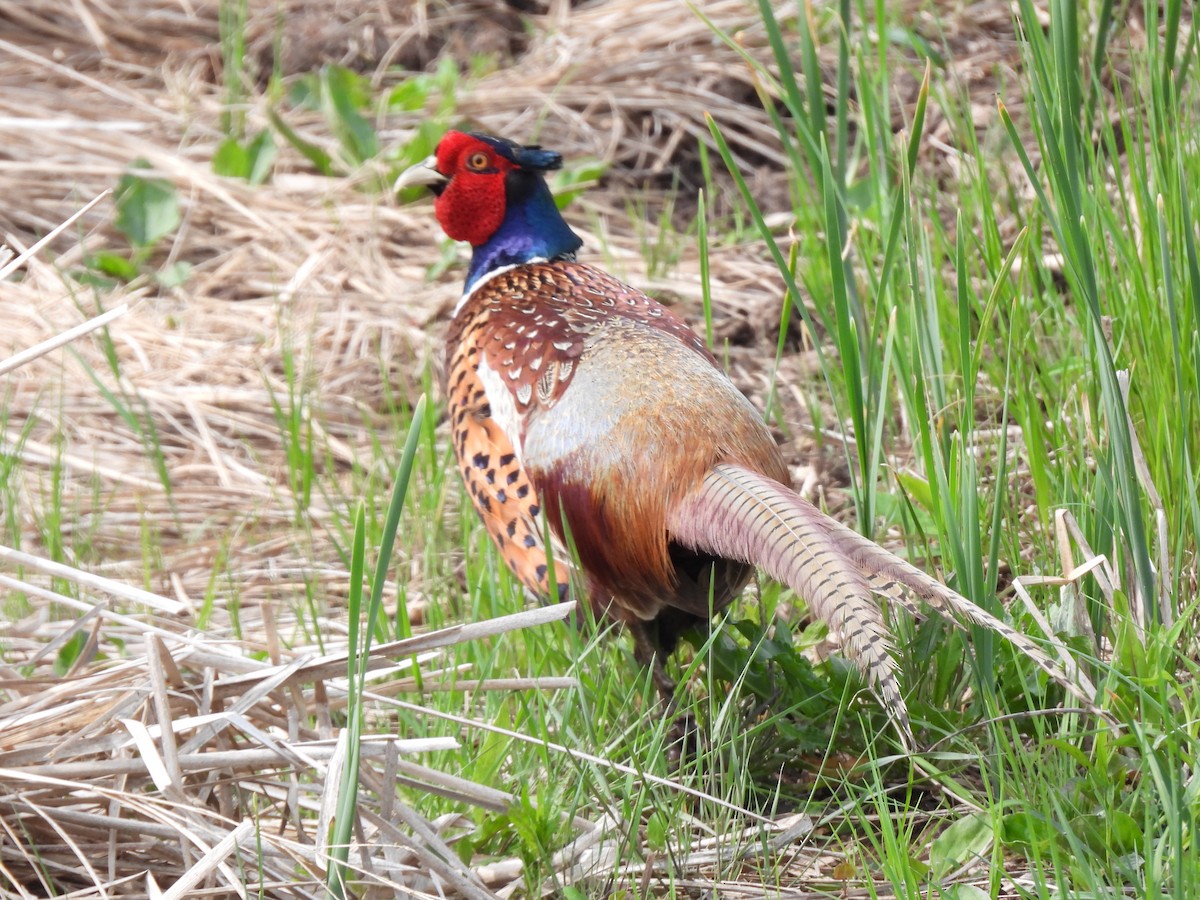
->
xmin=464 ymin=180 xmax=582 ymax=291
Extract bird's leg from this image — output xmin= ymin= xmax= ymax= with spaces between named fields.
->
xmin=628 ymin=620 xmax=697 ymax=763
xmin=629 ymin=621 xmax=677 ymax=704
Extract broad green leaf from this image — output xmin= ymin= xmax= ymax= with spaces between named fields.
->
xmin=550 ymin=159 xmax=608 ymax=209
xmin=243 ymin=129 xmax=277 ymax=184
xmin=1001 ymin=811 xmax=1056 ymax=854
xmin=946 ymin=886 xmax=990 ymax=900
xmin=387 ymin=78 xmax=432 ymax=111
xmin=212 ymin=131 xmax=275 ymax=184
xmin=212 ymin=136 xmax=249 ymax=179
xmin=114 ymin=159 xmax=180 ymax=248
xmin=930 ymin=812 xmax=993 ymax=878
xmin=320 ymin=65 xmax=377 ymax=164
xmin=894 ymin=469 xmax=935 ymax=512
xmin=1069 ymin=810 xmax=1143 ymax=857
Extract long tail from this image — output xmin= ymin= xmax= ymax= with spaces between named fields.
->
xmin=668 ymin=462 xmax=913 ymax=748
xmin=814 ymin=504 xmax=1100 ymax=711
xmin=669 ymin=463 xmax=1100 ymax=745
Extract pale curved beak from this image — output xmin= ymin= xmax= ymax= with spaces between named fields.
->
xmin=395 ymin=154 xmax=447 ymax=193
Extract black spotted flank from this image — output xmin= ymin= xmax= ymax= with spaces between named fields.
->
xmin=472 ymin=452 xmax=489 ymax=469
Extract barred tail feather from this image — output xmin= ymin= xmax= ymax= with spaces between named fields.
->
xmin=669 ymin=463 xmax=913 ymax=748
xmin=819 ymin=512 xmax=1100 ymax=712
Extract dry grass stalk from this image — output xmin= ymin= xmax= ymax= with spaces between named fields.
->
xmin=0 ymin=547 xmax=581 ymax=895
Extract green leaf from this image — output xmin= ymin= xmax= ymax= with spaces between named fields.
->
xmin=387 ymin=77 xmax=433 ymax=112
xmin=244 ymin=129 xmax=277 ymax=184
xmin=930 ymin=812 xmax=993 ymax=878
xmin=894 ymin=469 xmax=935 ymax=512
xmin=286 ymin=73 xmax=321 ymax=110
xmin=645 ymin=810 xmax=670 ymax=851
xmin=215 ymin=132 xmax=277 ymax=184
xmin=320 ymin=65 xmax=377 ymax=165
xmin=114 ymin=159 xmax=180 ymax=249
xmin=91 ymin=251 xmax=139 ymax=281
xmin=550 ymin=159 xmax=608 ymax=210
xmin=1001 ymin=810 xmax=1056 ymax=854
xmin=154 ymin=261 xmax=192 ymax=289
xmin=212 ymin=136 xmax=249 ymax=179
xmin=54 ymin=631 xmax=87 ymax=676
xmin=325 ymin=396 xmax=426 ymax=896
xmin=1069 ymin=810 xmax=1143 ymax=857
xmin=946 ymin=886 xmax=991 ymax=900
xmin=269 ymin=108 xmax=336 ymax=176
xmin=906 ymin=59 xmax=931 ymax=177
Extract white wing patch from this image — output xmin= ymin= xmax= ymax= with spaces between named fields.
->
xmin=477 ymin=357 xmax=524 ymax=461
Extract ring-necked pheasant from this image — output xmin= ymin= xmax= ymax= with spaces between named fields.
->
xmin=397 ymin=130 xmax=1089 ymax=747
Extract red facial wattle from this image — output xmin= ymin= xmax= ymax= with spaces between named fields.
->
xmin=432 ymin=134 xmax=510 ymax=247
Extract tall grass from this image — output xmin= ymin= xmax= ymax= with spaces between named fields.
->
xmin=703 ymin=0 xmax=1199 ymax=894
xmin=326 ymin=395 xmax=425 ymax=896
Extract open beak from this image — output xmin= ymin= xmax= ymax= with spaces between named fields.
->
xmin=395 ymin=155 xmax=447 ymax=193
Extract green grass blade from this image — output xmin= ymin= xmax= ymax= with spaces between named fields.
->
xmin=325 ymin=394 xmax=427 ymax=896
xmin=370 ymin=393 xmax=427 ymax=642
xmin=834 ymin=0 xmax=851 ymax=183
xmin=820 ymin=139 xmax=871 ymax=528
xmin=325 ymin=503 xmax=366 ymax=898
xmin=697 ymin=189 xmax=714 ymax=350
xmin=1009 ymin=0 xmax=1157 ymax=619
xmin=797 ymin=0 xmax=827 ymax=177
xmin=905 ymin=59 xmax=931 ymax=178
xmin=704 ymin=116 xmax=838 ymax=391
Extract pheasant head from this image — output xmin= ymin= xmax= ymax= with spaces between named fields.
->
xmin=397 ymin=131 xmax=584 ymax=289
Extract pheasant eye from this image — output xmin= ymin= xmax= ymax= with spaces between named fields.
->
xmin=465 ymin=151 xmax=491 ymax=171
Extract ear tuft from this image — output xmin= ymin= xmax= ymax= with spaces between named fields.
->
xmin=466 ymin=132 xmax=563 ymax=172
xmin=512 ymin=145 xmax=563 ymax=172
